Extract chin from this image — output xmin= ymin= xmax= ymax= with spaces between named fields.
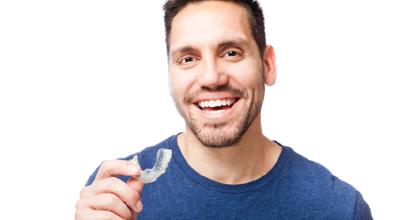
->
xmin=191 ymin=121 xmax=246 ymax=148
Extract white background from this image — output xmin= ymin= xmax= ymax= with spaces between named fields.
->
xmin=0 ymin=0 xmax=419 ymax=219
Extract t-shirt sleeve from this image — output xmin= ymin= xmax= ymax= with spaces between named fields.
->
xmin=85 ymin=167 xmax=100 ymax=186
xmin=353 ymin=191 xmax=373 ymax=220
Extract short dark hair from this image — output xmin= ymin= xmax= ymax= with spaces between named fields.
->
xmin=163 ymin=0 xmax=266 ymax=57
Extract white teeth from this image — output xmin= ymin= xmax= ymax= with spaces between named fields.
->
xmin=198 ymin=99 xmax=235 ymax=109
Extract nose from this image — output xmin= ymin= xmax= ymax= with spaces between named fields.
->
xmin=198 ymin=57 xmax=229 ymax=90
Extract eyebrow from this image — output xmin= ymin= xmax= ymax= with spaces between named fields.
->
xmin=170 ymin=46 xmax=197 ymax=60
xmin=170 ymin=38 xmax=249 ymax=59
xmin=218 ymin=39 xmax=248 ymax=50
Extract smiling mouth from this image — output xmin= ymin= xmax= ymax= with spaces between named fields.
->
xmin=194 ymin=98 xmax=240 ymax=111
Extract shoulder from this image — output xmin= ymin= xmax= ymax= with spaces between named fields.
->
xmin=284 ymin=146 xmax=356 ymax=193
xmin=279 ymin=146 xmax=372 ymax=219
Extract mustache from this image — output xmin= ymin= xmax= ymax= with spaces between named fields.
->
xmin=184 ymin=85 xmax=247 ymax=104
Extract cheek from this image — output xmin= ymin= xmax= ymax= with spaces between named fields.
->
xmin=169 ymin=70 xmax=195 ymax=101
xmin=227 ymin=61 xmax=264 ymax=88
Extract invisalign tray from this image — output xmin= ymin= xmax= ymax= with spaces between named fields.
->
xmin=129 ymin=148 xmax=172 ymax=183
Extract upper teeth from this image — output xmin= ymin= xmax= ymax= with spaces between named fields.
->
xmin=198 ymin=99 xmax=235 ymax=108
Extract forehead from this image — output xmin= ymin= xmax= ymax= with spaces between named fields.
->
xmin=169 ymin=1 xmax=253 ymax=52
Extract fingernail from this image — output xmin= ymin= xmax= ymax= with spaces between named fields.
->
xmin=136 ymin=201 xmax=142 ymax=212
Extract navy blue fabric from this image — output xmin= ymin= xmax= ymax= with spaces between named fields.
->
xmin=86 ymin=135 xmax=372 ymax=219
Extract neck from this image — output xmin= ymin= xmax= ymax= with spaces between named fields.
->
xmin=177 ymin=115 xmax=281 ymax=185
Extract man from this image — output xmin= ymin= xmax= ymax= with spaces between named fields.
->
xmin=75 ymin=0 xmax=372 ymax=219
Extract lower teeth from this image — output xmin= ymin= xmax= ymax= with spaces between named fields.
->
xmin=203 ymin=106 xmax=231 ymax=111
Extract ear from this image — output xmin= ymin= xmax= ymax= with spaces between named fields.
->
xmin=262 ymin=45 xmax=277 ymax=86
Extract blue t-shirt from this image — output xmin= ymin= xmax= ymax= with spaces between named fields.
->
xmin=86 ymin=135 xmax=372 ymax=219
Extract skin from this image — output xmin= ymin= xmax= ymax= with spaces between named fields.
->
xmin=75 ymin=1 xmax=280 ymax=219
xmin=169 ymin=1 xmax=281 ymax=184
xmin=75 ymin=160 xmax=143 ymax=220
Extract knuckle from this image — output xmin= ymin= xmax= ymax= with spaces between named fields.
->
xmin=74 ymin=209 xmax=83 ymax=220
xmin=100 ymin=160 xmax=112 ymax=171
xmin=79 ymin=186 xmax=90 ymax=198
xmin=74 ymin=211 xmax=80 ymax=220
xmin=74 ymin=205 xmax=88 ymax=220
xmin=104 ymin=193 xmax=119 ymax=207
xmin=75 ymin=199 xmax=83 ymax=209
xmin=102 ymin=212 xmax=118 ymax=220
xmin=108 ymin=176 xmax=120 ymax=184
xmin=105 ymin=177 xmax=122 ymax=189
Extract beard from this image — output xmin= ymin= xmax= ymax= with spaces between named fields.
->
xmin=172 ymin=84 xmax=264 ymax=148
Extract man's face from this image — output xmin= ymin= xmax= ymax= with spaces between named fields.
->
xmin=168 ymin=1 xmax=270 ymax=147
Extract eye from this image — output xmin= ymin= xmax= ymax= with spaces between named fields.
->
xmin=179 ymin=56 xmax=196 ymax=65
xmin=222 ymin=49 xmax=242 ymax=61
xmin=226 ymin=50 xmax=238 ymax=57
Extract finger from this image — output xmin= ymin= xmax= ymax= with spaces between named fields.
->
xmin=83 ymin=177 xmax=141 ymax=212
xmin=84 ymin=193 xmax=132 ymax=219
xmin=75 ymin=206 xmax=124 ymax=220
xmin=130 ymin=208 xmax=140 ymax=220
xmin=127 ymin=176 xmax=144 ymax=194
xmin=127 ymin=177 xmax=144 ymax=213
xmin=95 ymin=160 xmax=140 ymax=181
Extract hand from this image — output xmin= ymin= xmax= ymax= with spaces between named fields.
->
xmin=75 ymin=159 xmax=144 ymax=220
